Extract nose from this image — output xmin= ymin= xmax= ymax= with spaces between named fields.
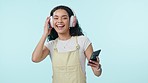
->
xmin=57 ymin=18 xmax=62 ymax=23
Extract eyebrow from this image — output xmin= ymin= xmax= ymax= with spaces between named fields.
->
xmin=53 ymin=15 xmax=68 ymax=17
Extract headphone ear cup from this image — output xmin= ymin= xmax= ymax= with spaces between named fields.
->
xmin=50 ymin=16 xmax=53 ymax=28
xmin=70 ymin=16 xmax=77 ymax=27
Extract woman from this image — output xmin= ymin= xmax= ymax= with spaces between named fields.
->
xmin=32 ymin=5 xmax=102 ymax=83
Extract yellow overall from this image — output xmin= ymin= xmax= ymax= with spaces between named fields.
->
xmin=52 ymin=37 xmax=86 ymax=83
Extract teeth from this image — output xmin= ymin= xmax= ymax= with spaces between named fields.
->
xmin=57 ymin=25 xmax=64 ymax=27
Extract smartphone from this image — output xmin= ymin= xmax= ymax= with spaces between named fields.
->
xmin=89 ymin=49 xmax=101 ymax=63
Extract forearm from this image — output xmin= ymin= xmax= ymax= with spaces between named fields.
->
xmin=32 ymin=34 xmax=47 ymax=62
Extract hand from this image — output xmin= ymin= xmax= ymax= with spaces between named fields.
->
xmin=43 ymin=16 xmax=52 ymax=36
xmin=88 ymin=57 xmax=100 ymax=69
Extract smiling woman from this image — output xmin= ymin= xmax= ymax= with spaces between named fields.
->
xmin=52 ymin=9 xmax=71 ymax=35
xmin=32 ymin=5 xmax=102 ymax=83
xmin=48 ymin=5 xmax=83 ymax=41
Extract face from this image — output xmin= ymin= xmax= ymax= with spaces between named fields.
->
xmin=53 ymin=9 xmax=70 ymax=34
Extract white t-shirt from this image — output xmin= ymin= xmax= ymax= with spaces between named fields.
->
xmin=45 ymin=36 xmax=91 ymax=74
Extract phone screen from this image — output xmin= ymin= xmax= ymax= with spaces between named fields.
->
xmin=89 ymin=49 xmax=101 ymax=62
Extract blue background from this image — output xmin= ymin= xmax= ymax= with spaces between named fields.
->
xmin=0 ymin=0 xmax=148 ymax=83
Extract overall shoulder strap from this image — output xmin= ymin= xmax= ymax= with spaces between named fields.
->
xmin=75 ymin=36 xmax=80 ymax=49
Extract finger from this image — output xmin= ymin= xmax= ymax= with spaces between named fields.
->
xmin=97 ymin=57 xmax=100 ymax=62
xmin=45 ymin=17 xmax=50 ymax=23
xmin=46 ymin=19 xmax=50 ymax=24
xmin=46 ymin=16 xmax=50 ymax=20
xmin=88 ymin=63 xmax=98 ymax=67
xmin=89 ymin=60 xmax=99 ymax=65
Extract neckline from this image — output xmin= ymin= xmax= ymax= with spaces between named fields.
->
xmin=54 ymin=36 xmax=79 ymax=50
xmin=57 ymin=36 xmax=73 ymax=42
xmin=54 ymin=36 xmax=80 ymax=53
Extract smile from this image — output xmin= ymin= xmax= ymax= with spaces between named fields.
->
xmin=56 ymin=24 xmax=65 ymax=29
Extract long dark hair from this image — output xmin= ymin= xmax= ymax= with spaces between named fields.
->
xmin=47 ymin=5 xmax=84 ymax=41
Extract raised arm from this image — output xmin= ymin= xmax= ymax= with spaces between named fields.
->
xmin=32 ymin=17 xmax=52 ymax=63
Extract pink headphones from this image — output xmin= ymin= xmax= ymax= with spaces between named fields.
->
xmin=49 ymin=11 xmax=77 ymax=28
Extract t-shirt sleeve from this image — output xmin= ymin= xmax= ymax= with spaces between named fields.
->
xmin=83 ymin=36 xmax=92 ymax=51
xmin=78 ymin=36 xmax=92 ymax=51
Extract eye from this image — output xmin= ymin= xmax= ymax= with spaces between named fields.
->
xmin=53 ymin=17 xmax=58 ymax=20
xmin=63 ymin=17 xmax=68 ymax=19
xmin=62 ymin=17 xmax=67 ymax=20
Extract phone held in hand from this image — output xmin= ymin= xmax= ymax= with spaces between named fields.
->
xmin=89 ymin=49 xmax=101 ymax=63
